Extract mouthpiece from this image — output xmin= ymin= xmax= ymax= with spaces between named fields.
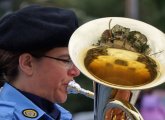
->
xmin=67 ymin=80 xmax=94 ymax=99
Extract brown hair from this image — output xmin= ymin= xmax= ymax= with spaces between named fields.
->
xmin=0 ymin=49 xmax=20 ymax=87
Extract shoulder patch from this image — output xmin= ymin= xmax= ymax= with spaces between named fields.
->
xmin=22 ymin=109 xmax=38 ymax=118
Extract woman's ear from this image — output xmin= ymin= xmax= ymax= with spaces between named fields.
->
xmin=18 ymin=53 xmax=34 ymax=75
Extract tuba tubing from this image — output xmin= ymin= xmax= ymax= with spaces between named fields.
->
xmin=104 ymin=99 xmax=143 ymax=120
xmin=94 ymin=82 xmax=143 ymax=120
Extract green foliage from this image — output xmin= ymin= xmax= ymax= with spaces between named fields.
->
xmin=68 ymin=0 xmax=125 ymax=17
xmin=139 ymin=0 xmax=165 ymax=31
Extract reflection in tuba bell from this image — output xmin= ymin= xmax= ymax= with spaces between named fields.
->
xmin=68 ymin=17 xmax=165 ymax=120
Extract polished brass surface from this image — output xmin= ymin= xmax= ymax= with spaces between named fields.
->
xmin=85 ymin=48 xmax=159 ymax=87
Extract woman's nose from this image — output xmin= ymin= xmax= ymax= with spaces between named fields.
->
xmin=68 ymin=65 xmax=80 ymax=77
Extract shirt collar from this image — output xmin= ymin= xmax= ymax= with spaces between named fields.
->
xmin=0 ymin=83 xmax=53 ymax=120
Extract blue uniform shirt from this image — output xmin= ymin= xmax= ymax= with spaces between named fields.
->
xmin=0 ymin=83 xmax=72 ymax=120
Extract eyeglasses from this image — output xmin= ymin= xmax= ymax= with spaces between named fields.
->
xmin=43 ymin=55 xmax=74 ymax=69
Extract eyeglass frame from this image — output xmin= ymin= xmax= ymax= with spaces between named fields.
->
xmin=42 ymin=55 xmax=74 ymax=69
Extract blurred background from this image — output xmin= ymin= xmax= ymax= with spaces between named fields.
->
xmin=1 ymin=0 xmax=165 ymax=119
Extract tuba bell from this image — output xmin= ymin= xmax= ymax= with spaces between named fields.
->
xmin=68 ymin=17 xmax=165 ymax=120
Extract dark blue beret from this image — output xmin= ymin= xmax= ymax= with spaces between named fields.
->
xmin=0 ymin=5 xmax=78 ymax=52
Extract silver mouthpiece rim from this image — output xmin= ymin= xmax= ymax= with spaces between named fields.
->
xmin=67 ymin=80 xmax=94 ymax=99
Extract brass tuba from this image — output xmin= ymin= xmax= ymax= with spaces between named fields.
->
xmin=68 ymin=17 xmax=165 ymax=120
